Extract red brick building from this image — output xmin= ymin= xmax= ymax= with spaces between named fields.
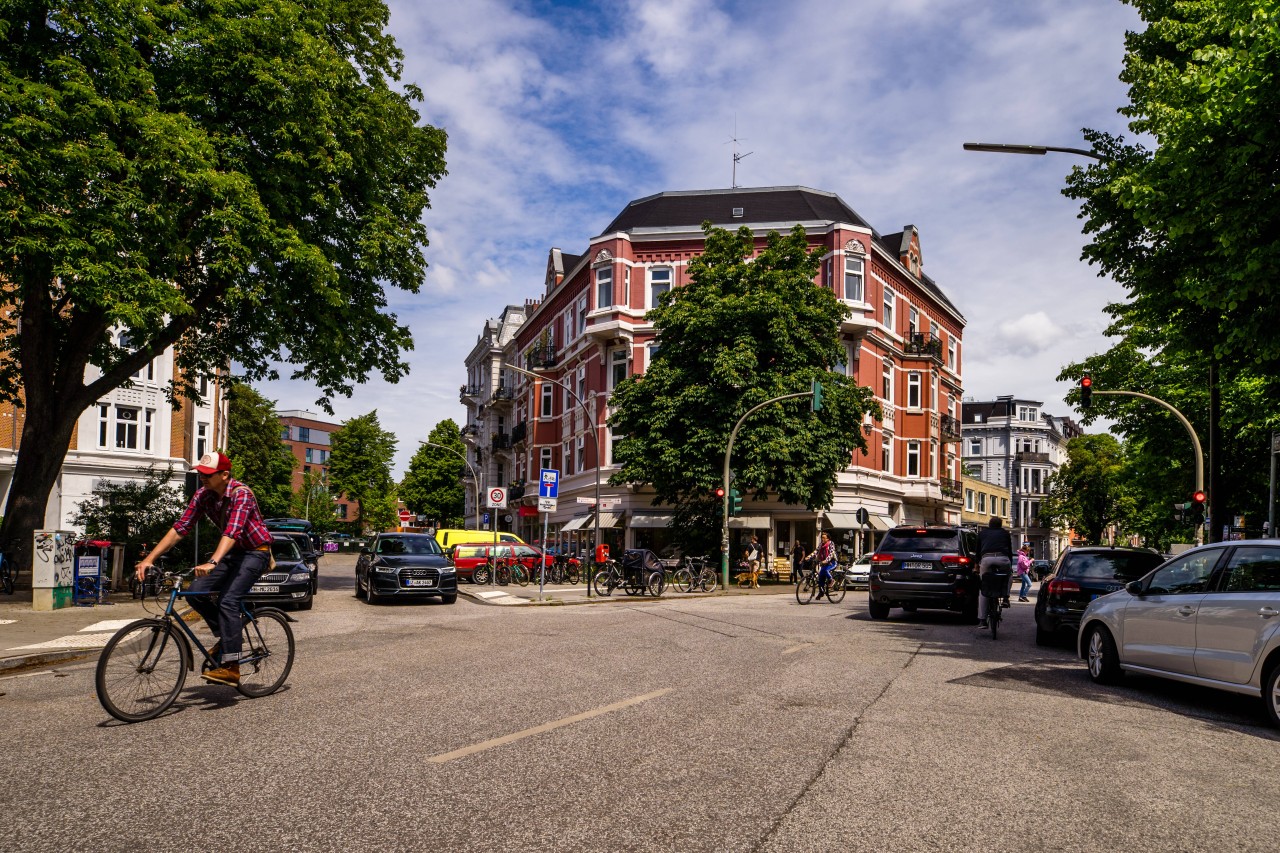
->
xmin=277 ymin=410 xmax=356 ymax=523
xmin=461 ymin=186 xmax=964 ymax=562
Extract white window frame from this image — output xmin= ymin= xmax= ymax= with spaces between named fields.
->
xmin=844 ymin=256 xmax=864 ymax=303
xmin=575 ymin=435 xmax=585 ymax=471
xmin=609 ymin=348 xmax=628 ymax=391
xmin=595 ymin=266 xmax=613 ymax=309
xmin=576 ymin=295 xmax=588 ymax=337
xmin=907 ymin=372 xmax=921 ymax=409
xmin=965 ymin=489 xmax=975 ymax=511
xmin=540 ymin=382 xmax=554 ymax=418
xmin=540 ymin=447 xmax=553 ymax=472
xmin=906 ymin=441 xmax=920 ymax=478
xmin=197 ymin=422 xmax=209 ymax=458
xmin=563 ymin=440 xmax=572 ymax=475
xmin=882 ymin=435 xmax=892 ymax=472
xmin=883 ymin=286 xmax=896 ymax=332
xmin=908 ymin=306 xmax=919 ymax=339
xmin=947 ymin=339 xmax=956 ymax=369
xmin=882 ymin=362 xmax=893 ymax=403
xmin=978 ymin=492 xmax=987 ymax=513
xmin=967 ymin=437 xmax=981 ymax=457
xmin=114 ymin=405 xmax=140 ymax=451
xmin=648 ymin=266 xmax=672 ymax=309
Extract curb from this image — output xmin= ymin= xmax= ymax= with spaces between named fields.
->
xmin=0 ymin=649 xmax=96 ymax=674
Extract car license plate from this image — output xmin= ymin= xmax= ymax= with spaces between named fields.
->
xmin=406 ymin=579 xmax=435 ymax=587
xmin=253 ymin=585 xmax=280 ymax=593
xmin=903 ymin=562 xmax=931 ymax=571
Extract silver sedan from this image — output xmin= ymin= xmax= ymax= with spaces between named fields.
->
xmin=1078 ymin=539 xmax=1280 ymax=727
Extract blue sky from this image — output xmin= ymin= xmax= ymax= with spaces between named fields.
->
xmin=260 ymin=0 xmax=1143 ymax=474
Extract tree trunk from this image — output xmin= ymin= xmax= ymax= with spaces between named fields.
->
xmin=0 ymin=393 xmax=85 ymax=576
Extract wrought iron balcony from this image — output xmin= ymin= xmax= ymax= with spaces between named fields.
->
xmin=510 ymin=421 xmax=527 ymax=446
xmin=938 ymin=476 xmax=963 ymax=499
xmin=939 ymin=413 xmax=962 ymax=442
xmin=491 ymin=386 xmax=514 ymax=405
xmin=491 ymin=433 xmax=510 ymax=450
xmin=1015 ymin=451 xmax=1051 ymax=464
xmin=526 ymin=346 xmax=558 ymax=370
xmin=459 ymin=384 xmax=481 ymax=401
xmin=904 ymin=334 xmax=944 ymax=361
xmin=460 ymin=424 xmax=479 ymax=439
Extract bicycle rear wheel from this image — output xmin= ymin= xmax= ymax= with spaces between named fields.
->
xmin=566 ymin=564 xmax=580 ymax=584
xmin=237 ymin=610 xmax=295 ymax=698
xmin=795 ymin=575 xmax=816 ymax=605
xmin=699 ymin=569 xmax=718 ymax=594
xmin=827 ymin=573 xmax=847 ymax=604
xmin=673 ymin=569 xmax=693 ymax=593
xmin=986 ymin=594 xmax=1001 ymax=640
xmin=512 ymin=565 xmax=529 ymax=587
xmin=95 ymin=619 xmax=188 ymax=723
xmin=592 ymin=569 xmax=615 ymax=597
xmin=495 ymin=564 xmax=511 ymax=586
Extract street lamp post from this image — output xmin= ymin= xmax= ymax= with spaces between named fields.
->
xmin=506 ymin=363 xmax=601 ymax=598
xmin=419 ymin=440 xmax=482 ymax=531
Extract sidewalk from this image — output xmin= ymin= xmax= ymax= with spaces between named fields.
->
xmin=456 ymin=576 xmax=806 ymax=606
xmin=0 ymin=589 xmax=156 ymax=673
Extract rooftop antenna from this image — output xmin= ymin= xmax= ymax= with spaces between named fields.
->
xmin=728 ymin=117 xmax=752 ymax=188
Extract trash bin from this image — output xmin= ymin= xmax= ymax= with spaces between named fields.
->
xmin=73 ymin=540 xmax=112 ymax=606
xmin=595 ymin=543 xmax=610 ymax=565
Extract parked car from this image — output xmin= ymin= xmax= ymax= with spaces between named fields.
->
xmin=246 ymin=534 xmax=315 ymax=610
xmin=845 ymin=554 xmax=872 ymax=588
xmin=278 ymin=531 xmax=320 ymax=596
xmin=264 ymin=517 xmax=321 ymax=552
xmin=1034 ymin=546 xmax=1165 ymax=645
xmin=433 ymin=528 xmax=527 ymax=552
xmin=356 ymin=533 xmax=457 ymax=605
xmin=1078 ymin=539 xmax=1280 ymax=727
xmin=867 ymin=525 xmax=981 ymax=621
xmin=451 ymin=543 xmax=554 ymax=583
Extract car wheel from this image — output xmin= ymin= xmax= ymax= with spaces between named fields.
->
xmin=868 ymin=598 xmax=891 ymax=620
xmin=441 ymin=592 xmax=458 ymax=605
xmin=1263 ymin=662 xmax=1280 ymax=728
xmin=354 ymin=574 xmax=365 ymax=600
xmin=367 ymin=580 xmax=380 ymax=605
xmin=1085 ymin=624 xmax=1123 ymax=685
xmin=473 ymin=566 xmax=490 ymax=585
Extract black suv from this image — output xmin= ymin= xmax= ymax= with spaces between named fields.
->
xmin=1034 ymin=546 xmax=1165 ymax=645
xmin=867 ymin=525 xmax=980 ymax=621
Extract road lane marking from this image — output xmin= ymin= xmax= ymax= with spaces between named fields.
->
xmin=79 ymin=620 xmax=136 ymax=632
xmin=0 ymin=669 xmax=55 ymax=681
xmin=427 ymin=688 xmax=673 ymax=764
xmin=8 ymin=632 xmax=117 ymax=651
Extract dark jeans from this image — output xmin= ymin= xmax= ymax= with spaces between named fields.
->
xmin=188 ymin=549 xmax=270 ymax=664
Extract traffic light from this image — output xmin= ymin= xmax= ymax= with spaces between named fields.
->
xmin=1080 ymin=374 xmax=1093 ymax=408
xmin=1189 ymin=490 xmax=1206 ymax=522
xmin=1172 ymin=502 xmax=1189 ymax=523
xmin=811 ymin=379 xmax=824 ymax=412
xmin=729 ymin=487 xmax=743 ymax=516
xmin=714 ymin=486 xmax=725 ymax=499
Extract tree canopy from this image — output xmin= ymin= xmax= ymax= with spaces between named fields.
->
xmin=608 ymin=223 xmax=880 ymax=554
xmin=0 ymin=0 xmax=446 ymax=563
xmin=328 ymin=410 xmax=397 ymax=533
xmin=225 ymin=384 xmax=295 ymax=518
xmin=1040 ymin=433 xmax=1133 ymax=546
xmin=1061 ymin=0 xmax=1280 ymax=539
xmin=70 ymin=464 xmax=186 ymax=554
xmin=399 ymin=420 xmax=466 ymax=528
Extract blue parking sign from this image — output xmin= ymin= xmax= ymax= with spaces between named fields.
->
xmin=539 ymin=468 xmax=560 ymax=499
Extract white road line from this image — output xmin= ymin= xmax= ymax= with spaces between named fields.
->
xmin=0 ymin=619 xmax=16 ymax=625
xmin=79 ymin=619 xmax=135 ymax=633
xmin=473 ymin=590 xmax=512 ymax=600
xmin=427 ymin=688 xmax=673 ymax=764
xmin=7 ymin=632 xmax=117 ymax=651
xmin=0 ymin=669 xmax=54 ymax=681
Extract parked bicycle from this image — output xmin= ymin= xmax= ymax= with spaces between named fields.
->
xmin=672 ymin=555 xmax=718 ymax=594
xmin=94 ymin=567 xmax=296 ymax=723
xmin=0 ymin=540 xmax=18 ymax=595
xmin=592 ymin=554 xmax=664 ymax=597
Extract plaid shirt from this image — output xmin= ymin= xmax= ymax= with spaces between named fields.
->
xmin=173 ymin=478 xmax=272 ymax=550
xmin=816 ymin=538 xmax=836 ymax=567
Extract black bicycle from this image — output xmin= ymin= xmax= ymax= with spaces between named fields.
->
xmin=95 ymin=568 xmax=296 ymax=722
xmin=0 ymin=542 xmax=17 ymax=595
xmin=981 ymin=570 xmax=1010 ymax=640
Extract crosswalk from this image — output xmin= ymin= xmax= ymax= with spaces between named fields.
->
xmin=5 ymin=619 xmax=137 ymax=652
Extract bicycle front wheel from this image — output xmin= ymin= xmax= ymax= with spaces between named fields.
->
xmin=795 ymin=575 xmax=816 ymax=605
xmin=592 ymin=570 xmax=615 ymax=597
xmin=699 ymin=569 xmax=719 ymax=594
xmin=237 ymin=610 xmax=295 ymax=698
xmin=673 ymin=569 xmax=693 ymax=593
xmin=95 ymin=619 xmax=188 ymax=723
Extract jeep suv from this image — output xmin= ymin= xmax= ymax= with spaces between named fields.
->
xmin=867 ymin=526 xmax=980 ymax=621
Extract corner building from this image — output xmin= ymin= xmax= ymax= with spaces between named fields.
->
xmin=461 ymin=186 xmax=965 ymax=563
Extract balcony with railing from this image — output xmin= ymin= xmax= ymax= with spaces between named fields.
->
xmin=526 ymin=346 xmax=558 ymax=370
xmin=491 ymin=433 xmax=510 ymax=450
xmin=939 ymin=476 xmax=963 ymax=500
xmin=509 ymin=421 xmax=527 ymax=446
xmin=939 ymin=413 xmax=961 ymax=442
xmin=490 ymin=386 xmax=515 ymax=407
xmin=904 ymin=334 xmax=944 ymax=361
xmin=460 ymin=424 xmax=479 ymax=442
xmin=1015 ymin=451 xmax=1050 ymax=464
xmin=459 ymin=384 xmax=482 ymax=402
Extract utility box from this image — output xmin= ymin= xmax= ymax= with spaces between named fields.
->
xmin=32 ymin=530 xmax=76 ymax=611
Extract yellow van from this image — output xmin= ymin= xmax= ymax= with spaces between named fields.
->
xmin=433 ymin=528 xmax=527 ymax=553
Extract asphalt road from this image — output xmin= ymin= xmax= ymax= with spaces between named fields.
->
xmin=3 ymin=555 xmax=1276 ymax=852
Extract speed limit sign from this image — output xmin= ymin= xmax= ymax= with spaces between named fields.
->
xmin=486 ymin=487 xmax=507 ymax=509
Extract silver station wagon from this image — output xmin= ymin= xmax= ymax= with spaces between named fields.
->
xmin=1078 ymin=539 xmax=1280 ymax=727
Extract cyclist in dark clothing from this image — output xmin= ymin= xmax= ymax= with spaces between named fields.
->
xmin=975 ymin=517 xmax=1013 ymax=628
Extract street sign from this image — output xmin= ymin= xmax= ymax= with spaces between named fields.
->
xmin=1272 ymin=432 xmax=1280 ymax=453
xmin=398 ymin=510 xmax=411 ymax=522
xmin=487 ymin=487 xmax=507 ymax=509
xmin=539 ymin=468 xmax=560 ymax=499
xmin=538 ymin=497 xmax=557 ymax=512
xmin=482 ymin=512 xmax=490 ymax=525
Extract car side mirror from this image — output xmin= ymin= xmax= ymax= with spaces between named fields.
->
xmin=359 ymin=548 xmax=370 ymax=556
xmin=1125 ymin=580 xmax=1144 ymax=596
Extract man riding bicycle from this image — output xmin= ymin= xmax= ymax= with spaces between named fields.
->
xmin=135 ymin=451 xmax=273 ymax=686
xmin=975 ymin=516 xmax=1013 ymax=629
xmin=813 ymin=531 xmax=836 ymax=600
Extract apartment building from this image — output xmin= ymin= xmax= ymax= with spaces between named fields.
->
xmin=960 ymin=396 xmax=1082 ymax=559
xmin=277 ymin=410 xmax=356 ymax=523
xmin=460 ymin=186 xmax=966 ymax=561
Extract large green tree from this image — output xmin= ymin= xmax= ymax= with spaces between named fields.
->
xmin=399 ymin=419 xmax=466 ymax=528
xmin=69 ymin=464 xmax=187 ymax=559
xmin=225 ymin=384 xmax=295 ymax=518
xmin=1040 ymin=434 xmax=1133 ymax=546
xmin=328 ymin=410 xmax=397 ymax=533
xmin=290 ymin=469 xmax=338 ymax=531
xmin=1061 ymin=0 xmax=1280 ymax=540
xmin=0 ymin=0 xmax=446 ymax=566
xmin=609 ymin=223 xmax=880 ymax=555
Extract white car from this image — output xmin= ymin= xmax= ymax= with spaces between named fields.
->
xmin=1078 ymin=539 xmax=1280 ymax=727
xmin=846 ymin=554 xmax=872 ymax=588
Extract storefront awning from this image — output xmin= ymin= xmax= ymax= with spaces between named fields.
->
xmin=867 ymin=514 xmax=894 ymax=532
xmin=560 ymin=515 xmax=591 ymax=532
xmin=629 ymin=513 xmax=674 ymax=529
xmin=824 ymin=512 xmax=860 ymax=529
xmin=597 ymin=511 xmax=622 ymax=529
xmin=728 ymin=516 xmax=770 ymax=529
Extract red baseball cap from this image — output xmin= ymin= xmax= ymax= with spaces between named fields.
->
xmin=194 ymin=451 xmax=232 ymax=475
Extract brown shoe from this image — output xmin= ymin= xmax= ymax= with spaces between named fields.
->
xmin=202 ymin=663 xmax=240 ymax=686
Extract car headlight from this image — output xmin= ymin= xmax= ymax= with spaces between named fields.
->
xmin=289 ymin=572 xmax=312 ymax=583
xmin=440 ymin=564 xmax=455 ymax=574
xmin=374 ymin=562 xmax=398 ymax=573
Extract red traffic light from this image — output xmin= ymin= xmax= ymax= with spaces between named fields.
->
xmin=714 ymin=487 xmax=725 ymax=498
xmin=1080 ymin=373 xmax=1093 ymax=408
xmin=1080 ymin=375 xmax=1092 ymax=388
xmin=1192 ymin=490 xmax=1206 ymax=504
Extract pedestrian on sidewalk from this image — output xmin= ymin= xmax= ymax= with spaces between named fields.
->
xmin=746 ymin=535 xmax=763 ymax=588
xmin=134 ymin=451 xmax=272 ymax=687
xmin=1015 ymin=543 xmax=1033 ymax=602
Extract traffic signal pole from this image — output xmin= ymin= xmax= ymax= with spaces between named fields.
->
xmin=722 ymin=390 xmax=816 ymax=590
xmin=1090 ymin=389 xmax=1205 ymax=544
